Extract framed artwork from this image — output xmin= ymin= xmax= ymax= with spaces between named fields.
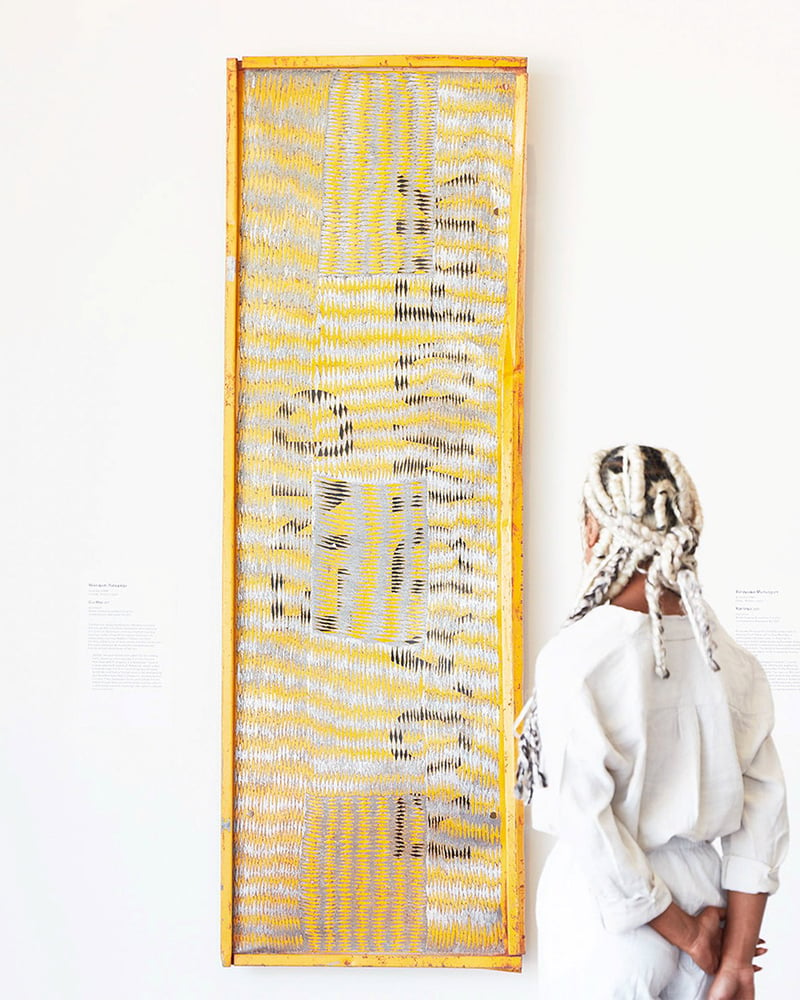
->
xmin=222 ymin=54 xmax=527 ymax=970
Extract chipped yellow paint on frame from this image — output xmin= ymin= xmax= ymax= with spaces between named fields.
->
xmin=241 ymin=54 xmax=526 ymax=70
xmin=220 ymin=57 xmax=240 ymax=969
xmin=498 ymin=68 xmax=528 ymax=958
xmin=222 ymin=55 xmax=527 ymax=970
xmin=233 ymin=952 xmax=523 ymax=971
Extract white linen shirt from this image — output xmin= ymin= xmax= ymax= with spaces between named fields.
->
xmin=529 ymin=604 xmax=789 ymax=934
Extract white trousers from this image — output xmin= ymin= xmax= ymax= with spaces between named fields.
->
xmin=536 ymin=838 xmax=727 ymax=1000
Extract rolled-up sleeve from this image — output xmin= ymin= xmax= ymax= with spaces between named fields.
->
xmin=542 ymin=679 xmax=672 ymax=933
xmin=721 ymin=665 xmax=789 ymax=895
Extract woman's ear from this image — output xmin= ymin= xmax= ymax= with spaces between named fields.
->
xmin=584 ymin=512 xmax=600 ymax=563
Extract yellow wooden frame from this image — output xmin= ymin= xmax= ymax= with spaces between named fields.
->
xmin=222 ymin=55 xmax=527 ymax=971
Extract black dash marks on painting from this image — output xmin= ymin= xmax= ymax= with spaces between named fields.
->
xmin=273 ymin=389 xmax=353 ymax=458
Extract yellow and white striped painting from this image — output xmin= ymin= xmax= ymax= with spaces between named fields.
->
xmin=224 ymin=57 xmax=526 ymax=969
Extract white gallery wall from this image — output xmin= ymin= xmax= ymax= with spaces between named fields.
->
xmin=2 ymin=1 xmax=797 ymax=997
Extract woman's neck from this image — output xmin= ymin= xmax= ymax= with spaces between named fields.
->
xmin=610 ymin=571 xmax=685 ymax=615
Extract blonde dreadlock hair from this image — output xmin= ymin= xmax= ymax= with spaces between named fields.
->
xmin=569 ymin=444 xmax=718 ymax=679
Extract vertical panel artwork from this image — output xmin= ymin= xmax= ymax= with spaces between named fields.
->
xmin=222 ymin=56 xmax=527 ymax=970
